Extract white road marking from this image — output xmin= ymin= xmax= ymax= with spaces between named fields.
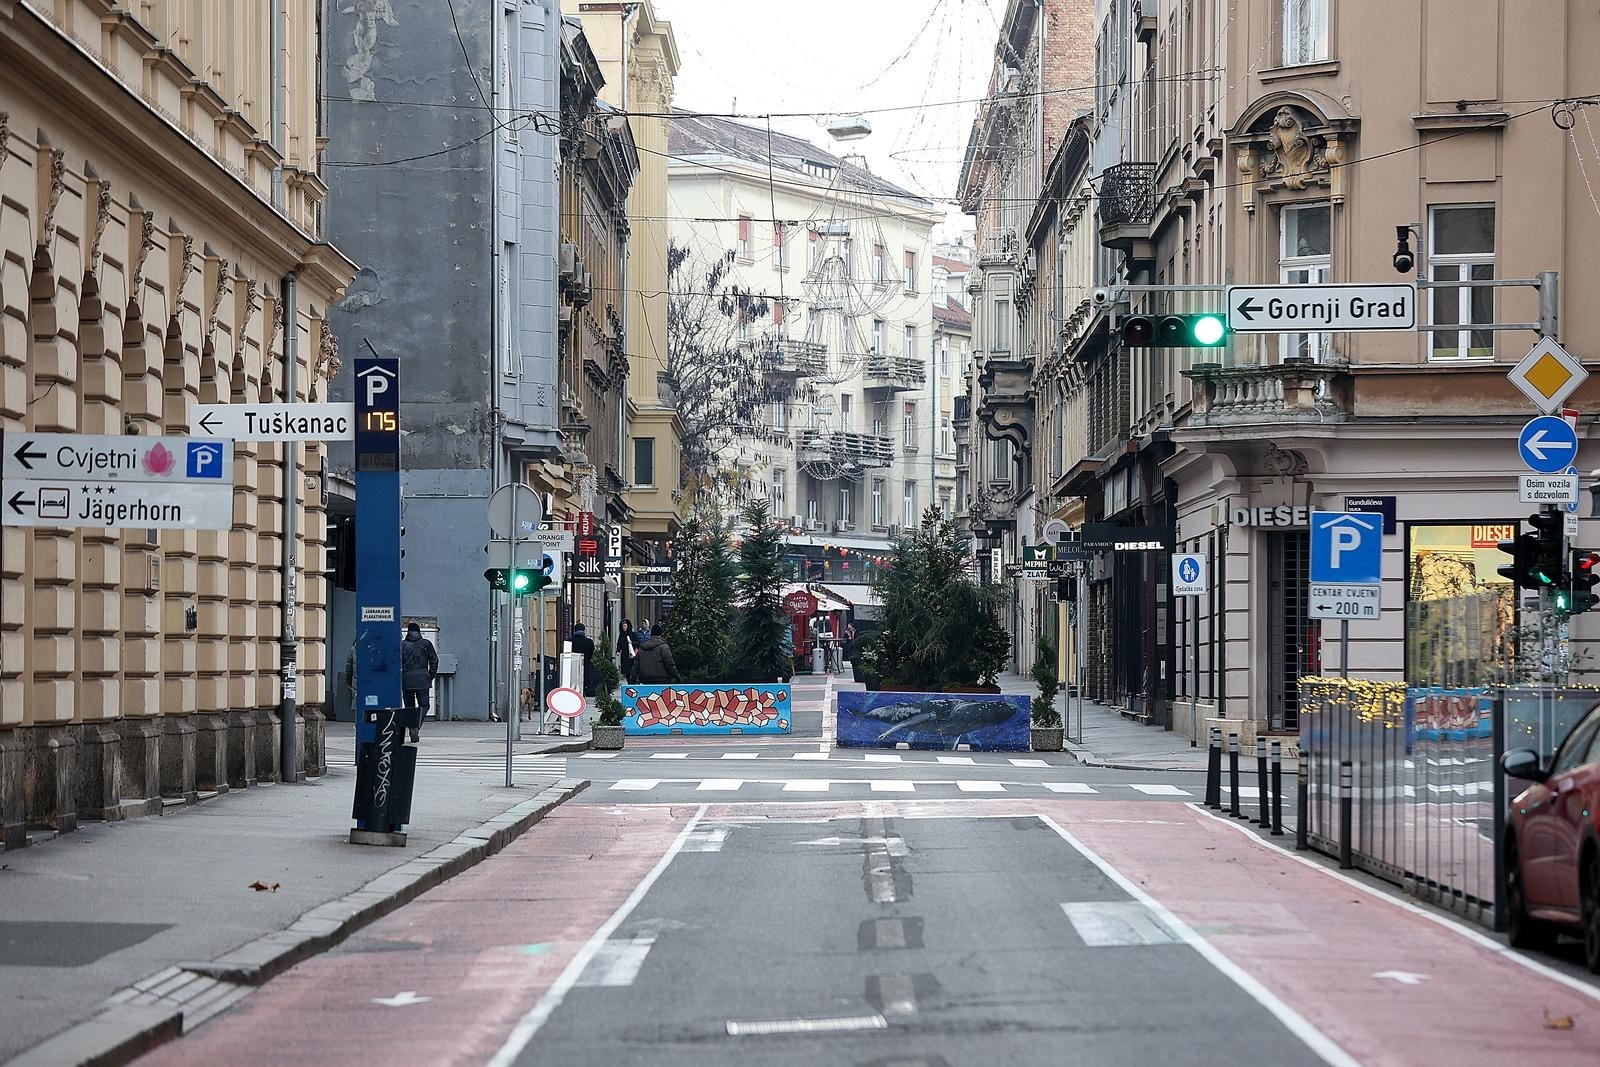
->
xmin=1040 ymin=815 xmax=1361 ymax=1067
xmin=865 ymin=754 xmax=903 ymax=763
xmin=1371 ymin=970 xmax=1428 ymax=985
xmin=486 ymin=805 xmax=708 ymax=1067
xmin=609 ymin=780 xmax=659 ymax=791
xmin=792 ymin=752 xmax=830 ymax=761
xmin=1220 ymin=786 xmax=1261 ymax=798
xmin=936 ymin=755 xmax=975 ymax=765
xmin=727 ymin=1014 xmax=887 ymax=1037
xmin=1062 ymin=901 xmax=1182 ymax=946
xmin=871 ymin=780 xmax=916 ymax=793
xmin=575 ymin=935 xmax=656 ymax=987
xmin=1044 ymin=783 xmax=1098 ymax=794
xmin=783 ymin=780 xmax=831 ymax=792
xmin=720 ymin=753 xmax=761 ymax=760
xmin=371 ymin=991 xmax=429 ymax=1007
xmin=648 ymin=753 xmax=688 ymax=760
xmin=696 ymin=779 xmax=743 ymax=791
xmin=1129 ymin=784 xmax=1192 ymax=797
xmin=957 ymin=781 xmax=1005 ymax=793
xmin=1009 ymin=758 xmax=1049 ymax=767
xmin=576 ymin=752 xmax=618 ymax=759
xmin=682 ymin=828 xmax=729 ymax=853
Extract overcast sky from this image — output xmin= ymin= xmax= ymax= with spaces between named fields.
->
xmin=658 ymin=0 xmax=999 ymax=239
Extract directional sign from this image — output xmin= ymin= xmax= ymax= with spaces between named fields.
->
xmin=190 ymin=402 xmax=354 ymax=442
xmin=1308 ymin=583 xmax=1381 ymax=621
xmin=1172 ymin=553 xmax=1206 ymax=596
xmin=1227 ymin=284 xmax=1416 ymax=334
xmin=1517 ymin=415 xmax=1579 ymax=474
xmin=2 ymin=479 xmax=233 ymax=529
xmin=1509 ymin=338 xmax=1588 ymax=414
xmin=4 ymin=433 xmax=232 ymax=483
xmin=1310 ymin=511 xmax=1382 ymax=584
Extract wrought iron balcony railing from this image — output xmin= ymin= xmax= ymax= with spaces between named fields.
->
xmin=761 ymin=338 xmax=827 ymax=378
xmin=794 ymin=429 xmax=894 ymax=469
xmin=861 ymin=355 xmax=927 ymax=391
xmin=1097 ymin=162 xmax=1156 ymax=229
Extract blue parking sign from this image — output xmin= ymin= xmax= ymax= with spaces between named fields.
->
xmin=1310 ymin=511 xmax=1382 ymax=584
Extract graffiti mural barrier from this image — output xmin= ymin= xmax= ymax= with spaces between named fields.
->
xmin=837 ymin=691 xmax=1029 ymax=752
xmin=622 ymin=684 xmax=792 ymax=735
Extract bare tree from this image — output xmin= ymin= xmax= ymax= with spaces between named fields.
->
xmin=666 ymin=241 xmax=772 ymax=494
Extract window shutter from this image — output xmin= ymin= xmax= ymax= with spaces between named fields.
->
xmin=738 ymin=217 xmax=750 ymax=242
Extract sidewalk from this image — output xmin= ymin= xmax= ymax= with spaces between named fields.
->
xmin=995 ymin=672 xmax=1207 ymax=771
xmin=1 ymin=728 xmax=588 ymax=1065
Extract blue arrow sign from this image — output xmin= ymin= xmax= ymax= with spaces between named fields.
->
xmin=1518 ymin=415 xmax=1579 ymax=475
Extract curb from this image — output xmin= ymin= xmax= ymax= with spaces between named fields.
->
xmin=8 ymin=778 xmax=590 ymax=1067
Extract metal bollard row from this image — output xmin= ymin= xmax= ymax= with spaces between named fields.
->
xmin=1338 ymin=759 xmax=1354 ymax=870
xmin=1228 ymin=732 xmax=1242 ymax=819
xmin=1205 ymin=726 xmax=1222 ymax=809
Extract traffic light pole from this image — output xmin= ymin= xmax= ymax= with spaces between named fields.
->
xmin=504 ymin=485 xmax=518 ymax=788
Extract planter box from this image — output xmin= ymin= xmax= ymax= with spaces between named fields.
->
xmin=1031 ymin=726 xmax=1064 ymax=751
xmin=591 ymin=725 xmax=626 ymax=750
xmin=621 ymin=684 xmax=792 ymax=735
xmin=837 ymin=690 xmax=1029 ymax=752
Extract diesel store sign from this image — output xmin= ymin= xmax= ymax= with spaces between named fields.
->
xmin=1081 ymin=524 xmax=1175 ymax=552
xmin=1216 ymin=505 xmax=1311 ymax=528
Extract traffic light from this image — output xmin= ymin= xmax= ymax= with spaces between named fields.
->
xmin=1120 ymin=313 xmax=1228 ymax=349
xmin=1563 ymin=549 xmax=1600 ymax=617
xmin=483 ymin=567 xmax=548 ymax=596
xmin=1496 ymin=532 xmax=1539 ymax=588
xmin=1528 ymin=511 xmax=1567 ymax=589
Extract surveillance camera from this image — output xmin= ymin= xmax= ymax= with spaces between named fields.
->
xmin=1091 ymin=287 xmax=1111 ymax=307
xmin=1392 ymin=250 xmax=1414 ymax=274
xmin=1392 ymin=225 xmax=1414 ymax=275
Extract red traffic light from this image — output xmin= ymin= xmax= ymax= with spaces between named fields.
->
xmin=1122 ymin=317 xmax=1155 ymax=346
xmin=1578 ymin=551 xmax=1600 ymax=575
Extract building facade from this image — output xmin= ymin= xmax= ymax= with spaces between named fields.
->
xmin=668 ymin=116 xmax=948 ymax=584
xmin=0 ymin=0 xmax=354 ymax=844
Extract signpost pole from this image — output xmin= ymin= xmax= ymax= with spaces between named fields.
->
xmin=504 ymin=485 xmax=517 ymax=787
xmin=279 ymin=273 xmax=299 ymax=785
xmin=538 ymin=590 xmax=549 ymax=736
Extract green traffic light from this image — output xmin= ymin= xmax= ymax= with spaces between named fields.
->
xmin=1557 ymin=590 xmax=1572 ymax=611
xmin=1192 ymin=315 xmax=1226 ymax=346
xmin=512 ymin=571 xmax=532 ymax=593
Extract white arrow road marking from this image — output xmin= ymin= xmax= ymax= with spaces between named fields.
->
xmin=372 ymin=991 xmax=430 ymax=1007
xmin=1371 ymin=970 xmax=1429 ymax=985
xmin=796 ymin=835 xmax=909 ymax=856
xmin=1062 ymin=902 xmax=1182 ymax=946
xmin=1524 ymin=428 xmax=1576 ymax=461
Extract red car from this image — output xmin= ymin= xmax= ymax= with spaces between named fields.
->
xmin=1502 ymin=708 xmax=1600 ymax=970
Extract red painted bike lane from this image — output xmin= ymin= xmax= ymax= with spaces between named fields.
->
xmin=1064 ymin=803 xmax=1600 ymax=1067
xmin=136 ymin=803 xmax=699 ymax=1067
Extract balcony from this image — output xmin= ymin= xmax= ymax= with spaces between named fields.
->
xmin=795 ymin=428 xmax=894 ymax=470
xmin=1097 ymin=161 xmax=1155 ymax=264
xmin=761 ymin=338 xmax=828 ymax=379
xmin=1180 ymin=359 xmax=1354 ymax=429
xmin=978 ymin=229 xmax=1018 ymax=268
xmin=976 ymin=355 xmax=1035 ymax=460
xmin=952 ymin=394 xmax=972 ymax=430
xmin=861 ymin=355 xmax=927 ymax=393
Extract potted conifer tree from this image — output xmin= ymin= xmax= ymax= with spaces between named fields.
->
xmin=1030 ymin=631 xmax=1065 ymax=751
xmin=590 ymin=631 xmax=627 ymax=750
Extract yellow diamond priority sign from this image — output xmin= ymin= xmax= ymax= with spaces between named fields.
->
xmin=1509 ymin=338 xmax=1587 ymax=413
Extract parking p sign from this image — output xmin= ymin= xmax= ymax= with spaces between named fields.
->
xmin=1172 ymin=553 xmax=1206 ymax=597
xmin=1309 ymin=511 xmax=1382 ymax=622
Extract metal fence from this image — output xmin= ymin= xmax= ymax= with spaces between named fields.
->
xmin=1300 ymin=593 xmax=1600 ymax=927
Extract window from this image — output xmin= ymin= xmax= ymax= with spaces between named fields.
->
xmin=934 ymin=269 xmax=947 ymax=305
xmin=872 ymin=479 xmax=885 ymax=527
xmin=904 ymin=250 xmax=917 ymax=293
xmin=872 ymin=319 xmax=885 ymax=353
xmin=839 ymin=393 xmax=853 ymax=431
xmin=873 ymin=244 xmax=886 ymax=284
xmin=499 ymin=241 xmax=517 ymax=375
xmin=771 ymin=471 xmax=786 ymax=515
xmin=737 ymin=311 xmax=750 ymax=343
xmin=903 ymin=482 xmax=916 ymax=527
xmin=1282 ymin=0 xmax=1328 ymax=65
xmin=737 ymin=216 xmax=751 ymax=259
xmin=773 ymin=223 xmax=785 ymax=268
xmin=904 ymin=324 xmax=917 ymax=358
xmin=940 ymin=416 xmax=952 ymax=455
xmin=839 ymin=486 xmax=853 ymax=526
xmin=939 ymin=489 xmax=953 ymax=517
xmin=903 ymin=402 xmax=917 ymax=448
xmin=633 ymin=437 xmax=656 ymax=487
xmin=806 ymin=495 xmax=819 ymax=527
xmin=872 ymin=402 xmax=887 ymax=438
xmin=808 ymin=230 xmax=819 ymax=271
xmin=994 ymin=298 xmax=1012 ymax=352
xmin=771 ymin=400 xmax=788 ymax=431
xmin=1279 ymin=203 xmax=1331 ymax=361
xmin=940 ymin=336 xmax=951 ymax=378
xmin=773 ymin=301 xmax=788 ymax=338
xmin=1429 ymin=205 xmax=1495 ymax=361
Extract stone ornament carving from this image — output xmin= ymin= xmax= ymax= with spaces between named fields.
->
xmin=129 ymin=213 xmax=156 ymax=304
xmin=0 ymin=112 xmax=10 ymax=171
xmin=88 ymin=181 xmax=112 ymax=274
xmin=1256 ymin=107 xmax=1332 ymax=192
xmin=204 ymin=258 xmax=231 ymax=345
xmin=233 ymin=280 xmax=261 ymax=362
xmin=315 ymin=320 xmax=341 ymax=381
xmin=40 ymin=148 xmax=66 ymax=248
xmin=1263 ymin=445 xmax=1308 ymax=478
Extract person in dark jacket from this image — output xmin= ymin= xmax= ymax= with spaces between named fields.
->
xmin=634 ymin=631 xmax=679 ymax=684
xmin=400 ymin=622 xmax=439 ymax=743
xmin=570 ymin=623 xmax=596 ymax=697
xmin=616 ymin=620 xmax=637 ymax=682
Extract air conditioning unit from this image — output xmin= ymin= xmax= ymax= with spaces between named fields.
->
xmin=887 ymin=524 xmax=901 ymax=537
xmin=832 ymin=520 xmax=853 ymax=533
xmin=574 ymin=271 xmax=593 ymax=308
xmin=807 ymin=518 xmax=824 ymax=531
xmin=1022 ymin=248 xmax=1037 ymax=274
xmin=558 ymin=304 xmax=573 ymax=328
xmin=790 ymin=515 xmax=804 ymax=530
xmin=559 ymin=242 xmax=577 ymax=281
xmin=1001 ymin=66 xmax=1022 ymax=94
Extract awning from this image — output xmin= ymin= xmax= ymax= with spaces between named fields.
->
xmin=784 ymin=532 xmax=898 ymax=553
xmin=817 ymin=582 xmax=884 ymax=620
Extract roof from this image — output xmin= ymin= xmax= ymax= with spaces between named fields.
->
xmin=818 ymin=583 xmax=883 ymax=608
xmin=934 ymin=255 xmax=972 ymax=274
xmin=934 ymin=297 xmax=972 ymax=329
xmin=669 ymin=112 xmax=933 ymax=207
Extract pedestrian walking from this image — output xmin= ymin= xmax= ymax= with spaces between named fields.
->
xmin=617 ymin=619 xmax=638 ymax=683
xmin=400 ymin=622 xmax=438 ymax=743
xmin=570 ymin=622 xmax=596 ymax=697
xmin=634 ymin=628 xmax=680 ymax=684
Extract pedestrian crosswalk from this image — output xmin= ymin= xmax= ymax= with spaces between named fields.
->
xmin=594 ymin=778 xmax=1198 ymax=797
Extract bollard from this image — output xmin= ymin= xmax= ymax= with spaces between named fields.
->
xmin=1295 ymin=749 xmax=1309 ymax=851
xmin=1228 ymin=732 xmax=1243 ymax=819
xmin=1338 ymin=760 xmax=1354 ymax=869
xmin=1205 ymin=726 xmax=1222 ymax=809
xmin=1256 ymin=737 xmax=1270 ymax=828
xmin=1270 ymin=741 xmax=1284 ymax=837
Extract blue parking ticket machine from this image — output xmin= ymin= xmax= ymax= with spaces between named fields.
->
xmin=350 ymin=353 xmax=414 ymax=843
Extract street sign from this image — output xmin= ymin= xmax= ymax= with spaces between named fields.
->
xmin=538 ymin=551 xmax=563 ymax=587
xmin=1226 ymin=283 xmax=1416 ymax=334
xmin=4 ymin=432 xmax=232 ymax=483
xmin=1343 ymin=495 xmax=1396 ymax=535
xmin=1509 ymin=338 xmax=1587 ymax=414
xmin=571 ymin=555 xmax=605 ymax=583
xmin=1172 ymin=553 xmax=1206 ymax=596
xmin=1567 ymin=465 xmax=1581 ymax=516
xmin=2 ymin=478 xmax=233 ymax=529
xmin=487 ymin=484 xmax=545 ymax=540
xmin=1309 ymin=511 xmax=1382 ymax=584
xmin=605 ymin=525 xmax=624 ymax=577
xmin=1022 ymin=543 xmax=1053 ymax=564
xmin=190 ymin=402 xmax=354 ymax=441
xmin=1004 ymin=561 xmax=1051 ymax=581
xmin=1519 ymin=474 xmax=1579 ymax=504
xmin=1308 ymin=583 xmax=1382 ymax=621
xmin=1517 ymin=415 xmax=1579 ymax=474
xmin=546 ymin=687 xmax=586 ymax=719
xmin=1042 ymin=518 xmax=1070 ymax=544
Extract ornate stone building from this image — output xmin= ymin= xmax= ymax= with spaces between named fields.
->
xmin=0 ymin=0 xmax=354 ymax=846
